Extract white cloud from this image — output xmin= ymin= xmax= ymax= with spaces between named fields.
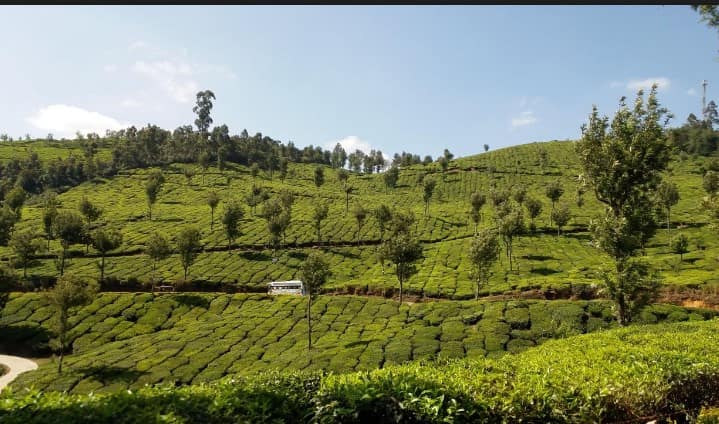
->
xmin=687 ymin=88 xmax=697 ymax=96
xmin=120 ymin=98 xmax=141 ymax=108
xmin=609 ymin=81 xmax=623 ymax=88
xmin=324 ymin=136 xmax=373 ymax=153
xmin=27 ymin=104 xmax=127 ymax=139
xmin=510 ymin=111 xmax=538 ymax=128
xmin=103 ymin=64 xmax=118 ymax=73
xmin=132 ymin=60 xmax=199 ymax=103
xmin=626 ymin=77 xmax=671 ymax=91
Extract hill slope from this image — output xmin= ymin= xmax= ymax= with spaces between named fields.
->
xmin=2 ymin=318 xmax=718 ymax=423
xmin=2 ymin=292 xmax=713 ymax=394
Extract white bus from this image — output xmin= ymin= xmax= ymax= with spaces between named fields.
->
xmin=267 ymin=280 xmax=305 ymax=296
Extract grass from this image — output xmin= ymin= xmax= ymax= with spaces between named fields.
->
xmin=1 ymin=292 xmax=714 ymax=394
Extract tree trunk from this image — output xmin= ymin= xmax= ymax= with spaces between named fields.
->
xmin=307 ymin=294 xmax=312 ymax=351
xmin=211 ymin=210 xmax=214 ymax=230
xmin=100 ymin=255 xmax=105 ymax=282
xmin=60 ymin=248 xmax=66 ymax=276
xmin=183 ymin=265 xmax=188 ymax=281
xmin=667 ymin=208 xmax=671 ymax=230
xmin=475 ymin=280 xmax=479 ymax=300
xmin=399 ymin=279 xmax=403 ymax=304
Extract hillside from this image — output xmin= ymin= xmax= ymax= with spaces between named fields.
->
xmin=1 ymin=292 xmax=713 ymax=394
xmin=2 ymin=318 xmax=718 ymax=423
xmin=0 ymin=139 xmax=715 ymax=300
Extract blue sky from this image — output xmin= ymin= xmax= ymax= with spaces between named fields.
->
xmin=1 ymin=5 xmax=718 ymax=159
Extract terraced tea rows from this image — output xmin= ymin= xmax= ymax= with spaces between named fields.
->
xmin=2 ymin=292 xmax=713 ymax=393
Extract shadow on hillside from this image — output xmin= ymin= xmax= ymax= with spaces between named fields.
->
xmin=0 ymin=324 xmax=52 ymax=356
xmin=530 ymin=267 xmax=560 ymax=276
xmin=173 ymin=294 xmax=211 ymax=308
xmin=522 ymin=254 xmax=555 ymax=261
xmin=240 ymin=251 xmax=271 ymax=261
xmin=77 ymin=365 xmax=147 ymax=384
xmin=327 ymin=248 xmax=360 ymax=260
xmin=564 ymin=233 xmax=592 ymax=241
xmin=287 ymin=251 xmax=308 ymax=261
xmin=157 ymin=217 xmax=184 ymax=223
xmin=434 ymin=217 xmax=465 ymax=228
xmin=162 ymin=200 xmax=183 ymax=205
xmin=344 ymin=339 xmax=379 ymax=348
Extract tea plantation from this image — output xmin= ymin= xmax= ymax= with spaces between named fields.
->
xmin=2 ymin=140 xmax=717 ymax=298
xmin=2 ymin=319 xmax=719 ymax=423
xmin=0 ymin=292 xmax=713 ymax=394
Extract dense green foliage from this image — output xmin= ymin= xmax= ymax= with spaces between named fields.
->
xmin=0 ymin=292 xmax=713 ymax=394
xmin=2 ymin=319 xmax=719 ymax=423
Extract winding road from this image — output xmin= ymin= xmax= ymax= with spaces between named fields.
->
xmin=0 ymin=355 xmax=38 ymax=391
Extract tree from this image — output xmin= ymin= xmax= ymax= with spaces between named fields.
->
xmin=52 ymin=211 xmax=85 ymax=276
xmin=551 ymin=203 xmax=571 ymax=235
xmin=693 ymin=5 xmax=719 ymax=33
xmin=704 ymin=170 xmax=719 ymax=197
xmin=331 ymin=143 xmax=347 ymax=169
xmin=207 ymin=191 xmax=220 ymax=231
xmin=600 ymin=260 xmax=660 ymax=326
xmin=576 ymin=85 xmax=670 ymax=325
xmin=300 ymin=251 xmax=331 ymax=351
xmin=443 ymin=148 xmax=454 ymax=162
xmin=671 ymin=233 xmax=689 ymax=262
xmin=483 ymin=144 xmax=490 ymax=152
xmin=145 ymin=172 xmax=164 ymax=220
xmin=193 ymin=90 xmax=215 ymax=137
xmin=469 ymin=192 xmax=486 ymax=234
xmin=352 ymin=204 xmax=368 ymax=246
xmin=313 ymin=166 xmax=325 ymax=190
xmin=513 ymin=185 xmax=527 ymax=207
xmin=10 ymin=230 xmax=41 ymax=278
xmin=45 ymin=275 xmax=98 ymax=373
xmin=250 ymin=162 xmax=260 ymax=181
xmin=146 ymin=232 xmax=172 ymax=286
xmin=468 ymin=229 xmax=500 ymax=300
xmin=245 ymin=185 xmax=269 ymax=216
xmin=496 ymin=203 xmax=524 ymax=271
xmin=78 ymin=197 xmax=102 ymax=252
xmin=337 ymin=168 xmax=349 ymax=185
xmin=221 ymin=201 xmax=245 ymax=250
xmin=343 ymin=185 xmax=354 ymax=215
xmin=437 ymin=156 xmax=449 ymax=177
xmin=538 ymin=148 xmax=549 ymax=173
xmin=176 ymin=227 xmax=202 ymax=281
xmin=379 ymin=232 xmax=423 ymax=304
xmin=0 ymin=207 xmax=18 ymax=246
xmin=42 ymin=192 xmax=59 ymax=249
xmin=4 ymin=186 xmax=26 ymax=218
xmin=656 ymin=180 xmax=680 ymax=230
xmin=524 ymin=197 xmax=542 ymax=232
xmin=545 ymin=180 xmax=564 ymax=225
xmin=383 ymin=166 xmax=400 ymax=190
xmin=373 ymin=204 xmax=392 ymax=242
xmin=279 ymin=157 xmax=289 ymax=182
xmin=262 ymin=198 xmax=290 ymax=256
xmin=183 ymin=167 xmax=196 ymax=186
xmin=422 ymin=178 xmax=437 ymax=216
xmin=199 ymin=151 xmax=211 ymax=184
xmin=312 ymin=202 xmax=329 ymax=245
xmin=91 ymin=229 xmax=123 ymax=282
xmin=422 ymin=155 xmax=433 ymax=166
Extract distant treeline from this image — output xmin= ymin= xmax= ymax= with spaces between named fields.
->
xmin=0 ymin=125 xmax=437 ymax=200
